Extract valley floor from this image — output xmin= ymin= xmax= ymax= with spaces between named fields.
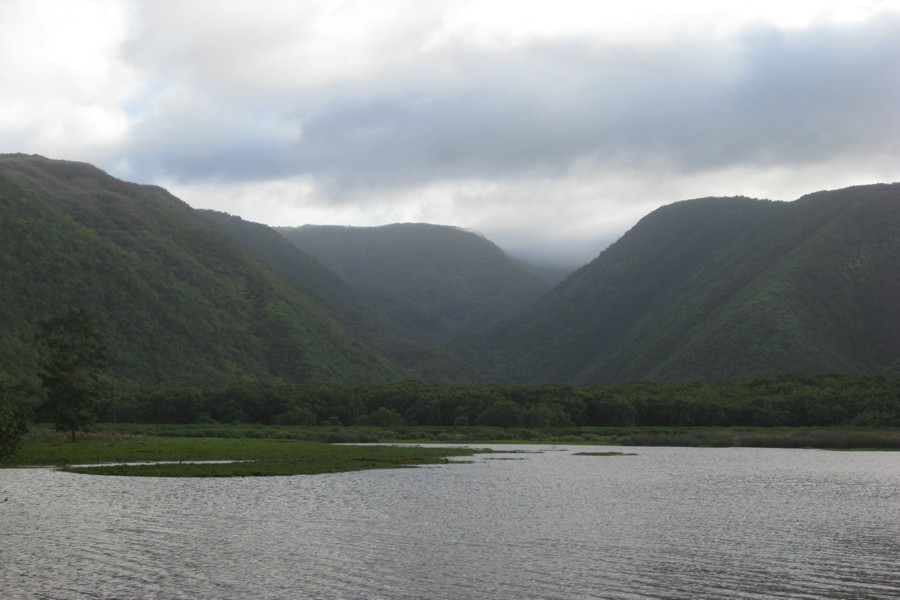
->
xmin=3 ymin=423 xmax=897 ymax=477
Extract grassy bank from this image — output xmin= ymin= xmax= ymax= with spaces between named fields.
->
xmin=74 ymin=422 xmax=899 ymax=447
xmin=612 ymin=428 xmax=900 ymax=449
xmin=24 ymin=423 xmax=900 ymax=447
xmin=4 ymin=425 xmax=897 ymax=478
xmin=94 ymin=423 xmax=900 ymax=447
xmin=1 ymin=428 xmax=477 ymax=476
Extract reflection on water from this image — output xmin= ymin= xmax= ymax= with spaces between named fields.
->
xmin=2 ymin=447 xmax=899 ymax=599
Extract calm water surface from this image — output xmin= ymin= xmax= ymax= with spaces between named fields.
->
xmin=2 ymin=446 xmax=898 ymax=599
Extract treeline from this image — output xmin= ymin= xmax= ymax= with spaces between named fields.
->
xmin=91 ymin=374 xmax=899 ymax=428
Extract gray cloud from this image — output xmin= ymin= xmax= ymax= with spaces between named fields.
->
xmin=121 ymin=14 xmax=900 ymax=197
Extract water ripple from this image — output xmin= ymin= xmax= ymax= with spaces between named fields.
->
xmin=2 ymin=447 xmax=898 ymax=599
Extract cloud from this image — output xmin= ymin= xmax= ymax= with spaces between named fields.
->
xmin=119 ymin=12 xmax=900 ymax=194
xmin=0 ymin=0 xmax=138 ymax=159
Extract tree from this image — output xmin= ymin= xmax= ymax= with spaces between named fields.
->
xmin=475 ymin=399 xmax=524 ymax=427
xmin=0 ymin=388 xmax=30 ymax=459
xmin=37 ymin=308 xmax=106 ymax=441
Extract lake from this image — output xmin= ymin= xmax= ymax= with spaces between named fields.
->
xmin=2 ymin=445 xmax=898 ymax=599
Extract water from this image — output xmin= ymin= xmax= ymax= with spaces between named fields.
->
xmin=2 ymin=446 xmax=898 ymax=599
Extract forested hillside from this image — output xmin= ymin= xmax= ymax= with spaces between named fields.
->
xmin=467 ymin=185 xmax=900 ymax=384
xmin=0 ymin=154 xmax=400 ymax=392
xmin=277 ymin=223 xmax=551 ymax=343
xmin=2 ymin=153 xmax=896 ymax=401
xmin=200 ymin=211 xmax=477 ymax=381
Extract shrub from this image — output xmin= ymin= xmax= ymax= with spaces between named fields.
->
xmin=0 ymin=405 xmax=31 ymax=459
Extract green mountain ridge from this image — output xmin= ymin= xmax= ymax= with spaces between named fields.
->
xmin=0 ymin=154 xmax=400 ymax=390
xmin=2 ymin=154 xmax=896 ymax=394
xmin=467 ymin=185 xmax=900 ymax=383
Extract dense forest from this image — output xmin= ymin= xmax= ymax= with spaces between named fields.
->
xmin=94 ymin=375 xmax=898 ymax=428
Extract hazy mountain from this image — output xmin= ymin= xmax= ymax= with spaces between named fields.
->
xmin=512 ymin=257 xmax=575 ymax=286
xmin=465 ymin=184 xmax=900 ymax=383
xmin=0 ymin=154 xmax=400 ymax=389
xmin=277 ymin=223 xmax=552 ymax=344
xmin=199 ymin=211 xmax=478 ymax=381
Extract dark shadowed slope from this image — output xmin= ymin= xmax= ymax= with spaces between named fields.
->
xmin=467 ymin=185 xmax=900 ymax=384
xmin=200 ymin=211 xmax=478 ymax=381
xmin=0 ymin=154 xmax=400 ymax=389
xmin=277 ymin=223 xmax=551 ymax=344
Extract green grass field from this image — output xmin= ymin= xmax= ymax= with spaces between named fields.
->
xmin=2 ymin=428 xmax=477 ymax=477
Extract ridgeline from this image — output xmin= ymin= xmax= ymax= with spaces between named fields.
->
xmin=0 ymin=154 xmax=400 ymax=391
xmin=464 ymin=186 xmax=900 ymax=384
xmin=1 ymin=154 xmax=897 ymax=432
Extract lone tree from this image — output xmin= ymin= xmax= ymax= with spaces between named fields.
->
xmin=0 ymin=395 xmax=30 ymax=459
xmin=37 ymin=308 xmax=106 ymax=442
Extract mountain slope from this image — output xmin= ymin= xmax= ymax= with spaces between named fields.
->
xmin=200 ymin=211 xmax=478 ymax=381
xmin=277 ymin=223 xmax=551 ymax=343
xmin=0 ymin=154 xmax=400 ymax=388
xmin=469 ymin=184 xmax=900 ymax=383
xmin=4 ymin=154 xmax=894 ymax=390
xmin=199 ymin=210 xmax=377 ymax=328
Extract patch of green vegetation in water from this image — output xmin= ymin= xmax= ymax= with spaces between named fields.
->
xmin=3 ymin=433 xmax=476 ymax=477
xmin=573 ymin=451 xmax=637 ymax=456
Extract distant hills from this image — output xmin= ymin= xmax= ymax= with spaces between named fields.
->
xmin=199 ymin=212 xmax=479 ymax=381
xmin=1 ymin=154 xmax=897 ymax=393
xmin=277 ymin=223 xmax=551 ymax=343
xmin=464 ymin=186 xmax=900 ymax=383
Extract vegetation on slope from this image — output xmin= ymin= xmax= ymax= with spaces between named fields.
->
xmin=467 ymin=185 xmax=900 ymax=383
xmin=201 ymin=211 xmax=477 ymax=381
xmin=278 ymin=223 xmax=551 ymax=344
xmin=2 ymin=151 xmax=897 ymax=441
xmin=0 ymin=154 xmax=400 ymax=392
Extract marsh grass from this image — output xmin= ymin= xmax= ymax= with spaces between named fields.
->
xmin=3 ymin=431 xmax=475 ymax=477
xmin=573 ymin=451 xmax=638 ymax=456
xmin=614 ymin=429 xmax=900 ymax=449
xmin=62 ymin=443 xmax=472 ymax=477
xmin=86 ymin=423 xmax=617 ymax=443
xmin=10 ymin=424 xmax=899 ymax=471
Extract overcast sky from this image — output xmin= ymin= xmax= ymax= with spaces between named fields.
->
xmin=2 ymin=0 xmax=899 ymax=266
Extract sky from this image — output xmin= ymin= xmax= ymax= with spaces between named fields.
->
xmin=2 ymin=1 xmax=899 ymax=267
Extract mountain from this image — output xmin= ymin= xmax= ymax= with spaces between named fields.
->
xmin=0 ymin=154 xmax=400 ymax=390
xmin=277 ymin=223 xmax=551 ymax=344
xmin=198 ymin=209 xmax=379 ymax=329
xmin=199 ymin=211 xmax=478 ymax=381
xmin=4 ymin=153 xmax=895 ymax=392
xmin=466 ymin=184 xmax=900 ymax=384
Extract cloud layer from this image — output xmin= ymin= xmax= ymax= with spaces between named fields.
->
xmin=2 ymin=0 xmax=899 ymax=265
